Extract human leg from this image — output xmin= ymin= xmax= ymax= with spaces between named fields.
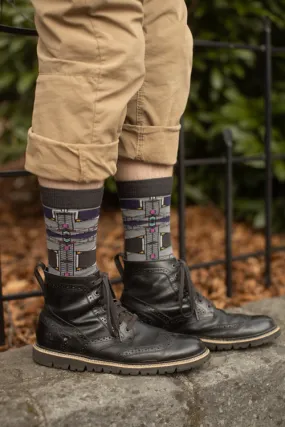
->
xmin=28 ymin=0 xmax=209 ymax=374
xmin=115 ymin=0 xmax=280 ymax=350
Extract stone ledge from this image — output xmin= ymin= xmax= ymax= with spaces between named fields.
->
xmin=0 ymin=297 xmax=284 ymax=427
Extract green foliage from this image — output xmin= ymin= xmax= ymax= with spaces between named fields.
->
xmin=184 ymin=0 xmax=285 ymax=230
xmin=0 ymin=0 xmax=36 ymax=163
xmin=1 ymin=1 xmax=285 ymax=229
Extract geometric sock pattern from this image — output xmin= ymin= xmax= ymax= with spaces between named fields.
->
xmin=117 ymin=178 xmax=174 ymax=262
xmin=40 ymin=187 xmax=103 ymax=277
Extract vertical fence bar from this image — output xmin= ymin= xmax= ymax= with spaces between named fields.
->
xmin=177 ymin=116 xmax=186 ymax=260
xmin=224 ymin=130 xmax=233 ymax=298
xmin=0 ymin=254 xmax=5 ymax=346
xmin=264 ymin=18 xmax=273 ymax=287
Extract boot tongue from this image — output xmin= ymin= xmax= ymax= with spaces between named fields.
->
xmin=100 ymin=274 xmax=137 ymax=337
xmin=195 ymin=290 xmax=214 ymax=309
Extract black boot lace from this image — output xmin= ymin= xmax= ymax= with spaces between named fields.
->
xmin=99 ymin=273 xmax=137 ymax=337
xmin=174 ymin=260 xmax=214 ymax=315
xmin=175 ymin=259 xmax=196 ymax=318
xmin=34 ymin=263 xmax=137 ymax=339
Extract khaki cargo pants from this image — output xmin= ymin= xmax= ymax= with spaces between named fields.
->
xmin=25 ymin=0 xmax=193 ymax=182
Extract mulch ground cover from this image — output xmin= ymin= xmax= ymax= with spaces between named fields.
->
xmin=1 ymin=173 xmax=285 ymax=350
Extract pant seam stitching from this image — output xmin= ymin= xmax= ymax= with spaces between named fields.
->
xmin=136 ymin=86 xmax=144 ymax=160
xmin=88 ymin=4 xmax=103 ymax=148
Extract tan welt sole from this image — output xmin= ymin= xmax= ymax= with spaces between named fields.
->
xmin=200 ymin=326 xmax=281 ymax=350
xmin=33 ymin=344 xmax=210 ymax=375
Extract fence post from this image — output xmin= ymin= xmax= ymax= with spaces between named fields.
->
xmin=224 ymin=130 xmax=233 ymax=298
xmin=177 ymin=117 xmax=186 ymax=260
xmin=264 ymin=18 xmax=273 ymax=287
xmin=0 ymin=254 xmax=5 ymax=346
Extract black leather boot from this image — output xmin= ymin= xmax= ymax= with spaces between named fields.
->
xmin=32 ymin=263 xmax=210 ymax=375
xmin=115 ymin=255 xmax=281 ymax=351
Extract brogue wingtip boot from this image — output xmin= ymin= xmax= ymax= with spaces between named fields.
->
xmin=115 ymin=255 xmax=281 ymax=351
xmin=32 ymin=263 xmax=210 ymax=375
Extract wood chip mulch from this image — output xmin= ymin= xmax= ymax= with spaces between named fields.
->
xmin=1 ymin=175 xmax=285 ymax=350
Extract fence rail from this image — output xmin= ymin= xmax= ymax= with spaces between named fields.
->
xmin=0 ymin=17 xmax=285 ymax=346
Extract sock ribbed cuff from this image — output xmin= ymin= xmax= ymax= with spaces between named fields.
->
xmin=116 ymin=177 xmax=173 ymax=198
xmin=40 ymin=186 xmax=104 ymax=209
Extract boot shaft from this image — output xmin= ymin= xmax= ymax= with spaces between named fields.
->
xmin=34 ymin=266 xmax=111 ymax=351
xmin=120 ymin=258 xmax=188 ymax=325
xmin=122 ymin=258 xmax=178 ymax=300
xmin=41 ymin=270 xmax=102 ymax=323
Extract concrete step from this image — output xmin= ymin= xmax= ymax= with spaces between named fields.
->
xmin=0 ymin=297 xmax=284 ymax=427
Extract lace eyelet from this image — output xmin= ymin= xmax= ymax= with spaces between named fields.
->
xmin=126 ymin=328 xmax=130 ymax=332
xmin=172 ymin=264 xmax=176 ymax=268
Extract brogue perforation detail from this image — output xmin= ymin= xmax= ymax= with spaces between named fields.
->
xmin=90 ymin=336 xmax=116 ymax=344
xmin=122 ymin=345 xmax=165 ymax=356
xmin=46 ymin=282 xmax=86 ymax=292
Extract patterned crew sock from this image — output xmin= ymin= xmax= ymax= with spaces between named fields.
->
xmin=40 ymin=186 xmax=104 ymax=277
xmin=116 ymin=177 xmax=174 ymax=261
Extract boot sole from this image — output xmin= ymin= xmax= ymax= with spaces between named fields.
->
xmin=33 ymin=344 xmax=210 ymax=375
xmin=200 ymin=326 xmax=281 ymax=351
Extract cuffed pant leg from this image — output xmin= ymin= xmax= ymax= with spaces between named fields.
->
xmin=119 ymin=0 xmax=193 ymax=166
xmin=26 ymin=0 xmax=145 ymax=182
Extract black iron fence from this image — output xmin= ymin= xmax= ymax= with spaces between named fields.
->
xmin=1 ymin=18 xmax=285 ymax=346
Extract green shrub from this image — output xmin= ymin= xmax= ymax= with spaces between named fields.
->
xmin=183 ymin=0 xmax=285 ymax=230
xmin=0 ymin=0 xmax=36 ymax=163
